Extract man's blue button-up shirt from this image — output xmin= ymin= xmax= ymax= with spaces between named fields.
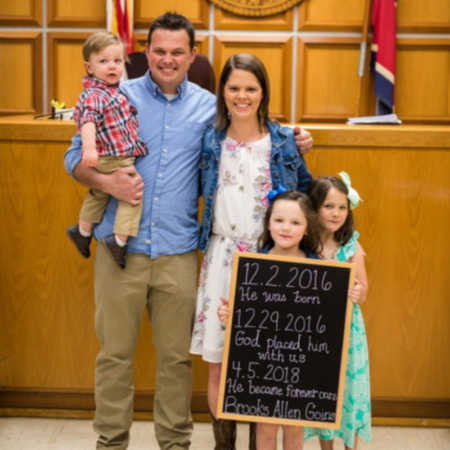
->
xmin=64 ymin=72 xmax=216 ymax=259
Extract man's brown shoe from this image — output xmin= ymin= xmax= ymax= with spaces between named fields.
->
xmin=102 ymin=234 xmax=127 ymax=269
xmin=66 ymin=225 xmax=91 ymax=258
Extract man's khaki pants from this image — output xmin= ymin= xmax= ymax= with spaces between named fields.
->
xmin=93 ymin=243 xmax=197 ymax=449
xmin=80 ymin=156 xmax=141 ymax=237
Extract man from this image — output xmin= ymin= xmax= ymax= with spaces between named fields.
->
xmin=64 ymin=12 xmax=313 ymax=450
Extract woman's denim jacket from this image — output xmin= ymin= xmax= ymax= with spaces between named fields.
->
xmin=198 ymin=120 xmax=312 ymax=251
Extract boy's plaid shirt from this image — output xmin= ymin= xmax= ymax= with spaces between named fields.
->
xmin=73 ymin=76 xmax=148 ymax=158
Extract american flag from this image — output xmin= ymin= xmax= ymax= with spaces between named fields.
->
xmin=107 ymin=0 xmax=134 ymax=56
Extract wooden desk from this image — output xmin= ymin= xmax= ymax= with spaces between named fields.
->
xmin=0 ymin=116 xmax=449 ymax=425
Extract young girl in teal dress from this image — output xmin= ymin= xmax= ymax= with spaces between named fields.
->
xmin=304 ymin=172 xmax=371 ymax=449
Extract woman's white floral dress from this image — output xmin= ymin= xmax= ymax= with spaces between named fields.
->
xmin=190 ymin=134 xmax=272 ymax=363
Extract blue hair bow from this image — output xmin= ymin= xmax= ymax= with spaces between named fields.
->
xmin=267 ymin=184 xmax=287 ymax=203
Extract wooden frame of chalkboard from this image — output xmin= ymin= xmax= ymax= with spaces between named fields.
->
xmin=217 ymin=251 xmax=355 ymax=428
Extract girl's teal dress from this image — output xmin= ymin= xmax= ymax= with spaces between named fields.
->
xmin=304 ymin=232 xmax=371 ymax=448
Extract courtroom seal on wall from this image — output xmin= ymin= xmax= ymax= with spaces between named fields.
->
xmin=209 ymin=0 xmax=304 ymax=17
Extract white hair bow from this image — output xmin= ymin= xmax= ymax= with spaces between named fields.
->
xmin=338 ymin=171 xmax=362 ymax=209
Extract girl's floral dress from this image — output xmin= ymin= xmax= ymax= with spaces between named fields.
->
xmin=304 ymin=232 xmax=371 ymax=448
xmin=190 ymin=134 xmax=272 ymax=363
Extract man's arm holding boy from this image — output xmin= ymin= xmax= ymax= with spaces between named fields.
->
xmin=64 ymin=134 xmax=144 ymax=206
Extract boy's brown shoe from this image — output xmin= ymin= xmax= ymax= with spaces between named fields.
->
xmin=102 ymin=234 xmax=127 ymax=269
xmin=66 ymin=225 xmax=91 ymax=258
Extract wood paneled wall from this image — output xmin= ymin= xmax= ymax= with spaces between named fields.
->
xmin=135 ymin=0 xmax=209 ymax=29
xmin=0 ymin=32 xmax=42 ymax=116
xmin=297 ymin=36 xmax=375 ymax=121
xmin=0 ymin=0 xmax=449 ymax=123
xmin=0 ymin=0 xmax=41 ymax=26
xmin=0 ymin=118 xmax=449 ymax=425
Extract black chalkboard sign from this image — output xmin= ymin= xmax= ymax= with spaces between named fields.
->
xmin=217 ymin=252 xmax=355 ymax=428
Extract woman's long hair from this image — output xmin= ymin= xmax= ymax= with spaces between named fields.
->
xmin=215 ymin=53 xmax=271 ymax=132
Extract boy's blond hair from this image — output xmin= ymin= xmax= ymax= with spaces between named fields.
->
xmin=82 ymin=32 xmax=124 ymax=62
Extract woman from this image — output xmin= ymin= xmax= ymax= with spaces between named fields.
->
xmin=190 ymin=53 xmax=312 ymax=449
